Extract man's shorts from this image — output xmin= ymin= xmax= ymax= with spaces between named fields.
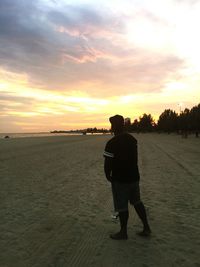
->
xmin=111 ymin=181 xmax=141 ymax=212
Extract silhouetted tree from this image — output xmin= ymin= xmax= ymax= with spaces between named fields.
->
xmin=131 ymin=119 xmax=139 ymax=132
xmin=178 ymin=108 xmax=191 ymax=137
xmin=157 ymin=109 xmax=178 ymax=133
xmin=124 ymin=117 xmax=131 ymax=132
xmin=189 ymin=104 xmax=200 ymax=137
xmin=138 ymin=113 xmax=154 ymax=132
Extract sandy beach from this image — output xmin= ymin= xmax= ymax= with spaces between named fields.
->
xmin=0 ymin=133 xmax=200 ymax=267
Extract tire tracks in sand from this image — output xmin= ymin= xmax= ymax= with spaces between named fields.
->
xmin=153 ymin=142 xmax=195 ymax=177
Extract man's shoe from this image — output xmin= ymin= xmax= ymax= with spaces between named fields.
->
xmin=110 ymin=232 xmax=128 ymax=240
xmin=136 ymin=229 xmax=151 ymax=237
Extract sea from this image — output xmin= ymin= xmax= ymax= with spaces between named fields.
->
xmin=0 ymin=132 xmax=110 ymax=139
xmin=0 ymin=132 xmax=82 ymax=139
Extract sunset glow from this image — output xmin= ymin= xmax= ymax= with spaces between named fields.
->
xmin=0 ymin=0 xmax=200 ymax=132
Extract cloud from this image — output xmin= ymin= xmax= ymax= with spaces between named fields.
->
xmin=0 ymin=89 xmax=110 ymax=120
xmin=48 ymin=5 xmax=106 ymax=32
xmin=0 ymin=91 xmax=40 ymax=118
xmin=0 ymin=1 xmax=122 ymax=87
xmin=0 ymin=0 xmax=186 ymax=98
xmin=174 ymin=0 xmax=199 ymax=5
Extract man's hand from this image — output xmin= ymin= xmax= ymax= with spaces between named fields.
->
xmin=104 ymin=157 xmax=113 ymax=183
xmin=106 ymin=175 xmax=113 ymax=183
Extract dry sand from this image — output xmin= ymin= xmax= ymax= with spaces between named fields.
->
xmin=0 ymin=133 xmax=200 ymax=267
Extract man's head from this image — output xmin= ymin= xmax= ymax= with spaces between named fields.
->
xmin=109 ymin=115 xmax=124 ymax=134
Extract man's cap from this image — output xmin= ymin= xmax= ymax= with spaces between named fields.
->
xmin=109 ymin=115 xmax=124 ymax=126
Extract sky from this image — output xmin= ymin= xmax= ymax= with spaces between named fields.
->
xmin=0 ymin=0 xmax=200 ymax=132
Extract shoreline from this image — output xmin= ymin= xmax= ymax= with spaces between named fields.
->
xmin=0 ymin=132 xmax=111 ymax=139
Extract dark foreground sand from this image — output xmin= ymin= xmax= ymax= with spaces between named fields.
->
xmin=0 ymin=133 xmax=200 ymax=267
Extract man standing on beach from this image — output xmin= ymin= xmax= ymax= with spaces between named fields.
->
xmin=103 ymin=115 xmax=151 ymax=240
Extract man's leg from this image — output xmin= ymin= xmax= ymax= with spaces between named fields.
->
xmin=110 ymin=210 xmax=129 ymax=240
xmin=134 ymin=201 xmax=151 ymax=236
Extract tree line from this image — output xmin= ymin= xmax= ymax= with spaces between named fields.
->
xmin=125 ymin=103 xmax=200 ymax=137
xmin=51 ymin=127 xmax=109 ymax=134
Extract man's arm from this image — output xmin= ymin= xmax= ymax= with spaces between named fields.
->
xmin=104 ymin=157 xmax=113 ymax=182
